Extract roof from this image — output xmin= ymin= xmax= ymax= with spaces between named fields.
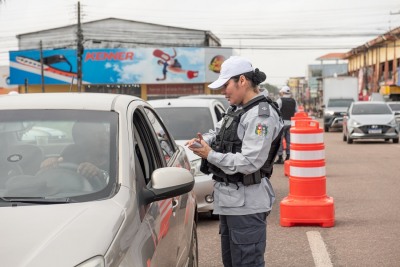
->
xmin=17 ymin=17 xmax=216 ymax=38
xmin=0 ymin=92 xmax=140 ymax=111
xmin=148 ymin=98 xmax=221 ymax=108
xmin=316 ymin=53 xmax=347 ymax=61
xmin=344 ymin=26 xmax=400 ymax=58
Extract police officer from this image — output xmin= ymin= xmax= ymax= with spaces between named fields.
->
xmin=187 ymin=56 xmax=283 ymax=267
xmin=275 ymin=85 xmax=297 ymax=164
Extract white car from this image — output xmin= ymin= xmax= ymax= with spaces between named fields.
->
xmin=148 ymin=98 xmax=226 ymax=217
xmin=343 ymin=101 xmax=399 ymax=144
xmin=179 ymin=94 xmax=230 ymax=110
xmin=0 ymin=93 xmax=197 ymax=267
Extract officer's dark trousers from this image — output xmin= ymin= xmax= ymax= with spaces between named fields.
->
xmin=219 ymin=212 xmax=268 ymax=267
xmin=277 ymin=125 xmax=291 ymax=156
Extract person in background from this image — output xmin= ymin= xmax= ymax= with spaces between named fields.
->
xmin=186 ymin=56 xmax=283 ymax=267
xmin=275 ymin=85 xmax=297 ymax=164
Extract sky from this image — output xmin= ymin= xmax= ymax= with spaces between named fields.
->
xmin=1 ymin=0 xmax=400 ymax=87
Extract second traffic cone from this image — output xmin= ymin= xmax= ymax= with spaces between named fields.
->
xmin=280 ymin=119 xmax=335 ymax=228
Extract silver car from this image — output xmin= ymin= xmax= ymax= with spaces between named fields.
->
xmin=149 ymin=98 xmax=226 ymax=218
xmin=179 ymin=94 xmax=230 ymax=110
xmin=343 ymin=101 xmax=399 ymax=144
xmin=0 ymin=93 xmax=198 ymax=267
xmin=387 ymin=101 xmax=400 ymax=128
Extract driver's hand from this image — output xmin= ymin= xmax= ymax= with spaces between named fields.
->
xmin=77 ymin=162 xmax=101 ymax=178
xmin=40 ymin=157 xmax=63 ymax=170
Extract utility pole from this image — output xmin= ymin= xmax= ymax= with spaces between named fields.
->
xmin=39 ymin=40 xmax=45 ymax=92
xmin=76 ymin=1 xmax=83 ymax=92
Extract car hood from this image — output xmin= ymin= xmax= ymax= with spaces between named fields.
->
xmin=350 ymin=114 xmax=395 ymax=124
xmin=0 ymin=197 xmax=126 ymax=267
xmin=175 ymin=140 xmax=200 ymax=162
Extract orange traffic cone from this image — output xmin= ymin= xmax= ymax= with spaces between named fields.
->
xmin=280 ymin=119 xmax=335 ymax=227
xmin=284 ymin=112 xmax=312 ymax=177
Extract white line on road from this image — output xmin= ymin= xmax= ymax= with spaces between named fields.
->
xmin=307 ymin=231 xmax=333 ymax=267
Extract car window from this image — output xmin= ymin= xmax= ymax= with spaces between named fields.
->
xmin=132 ymin=109 xmax=164 ymax=183
xmin=154 ymin=107 xmax=214 ymax=140
xmin=0 ymin=110 xmax=118 ymax=202
xmin=388 ymin=103 xmax=400 ymax=111
xmin=214 ymin=104 xmax=224 ymax=122
xmin=328 ymin=99 xmax=354 ymax=107
xmin=144 ymin=107 xmax=175 ymax=164
xmin=351 ymin=104 xmax=392 ymax=115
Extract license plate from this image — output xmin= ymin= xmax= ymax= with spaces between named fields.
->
xmin=368 ymin=129 xmax=382 ymax=134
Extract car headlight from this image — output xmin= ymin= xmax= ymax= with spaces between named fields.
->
xmin=75 ymin=256 xmax=105 ymax=267
xmin=389 ymin=118 xmax=397 ymax=126
xmin=324 ymin=110 xmax=334 ymax=116
xmin=190 ymin=158 xmax=205 ymax=177
xmin=350 ymin=119 xmax=361 ymax=127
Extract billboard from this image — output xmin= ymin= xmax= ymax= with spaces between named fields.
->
xmin=9 ymin=47 xmax=232 ymax=85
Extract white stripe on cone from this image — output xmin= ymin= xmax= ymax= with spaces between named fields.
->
xmin=291 ymin=150 xmax=325 ymax=161
xmin=291 ymin=133 xmax=324 ymax=144
xmin=290 ymin=166 xmax=326 ymax=178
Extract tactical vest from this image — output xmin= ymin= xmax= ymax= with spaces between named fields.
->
xmin=201 ymin=95 xmax=283 ymax=186
xmin=280 ymin=97 xmax=296 ymax=120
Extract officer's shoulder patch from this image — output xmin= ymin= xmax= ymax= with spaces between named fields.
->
xmin=255 ymin=123 xmax=268 ymax=137
xmin=258 ymin=102 xmax=270 ymax=117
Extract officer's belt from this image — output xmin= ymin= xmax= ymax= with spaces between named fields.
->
xmin=213 ymin=169 xmax=270 ymax=186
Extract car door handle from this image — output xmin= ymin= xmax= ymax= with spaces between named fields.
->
xmin=172 ymin=198 xmax=179 ymax=210
xmin=171 ymin=198 xmax=179 ymax=217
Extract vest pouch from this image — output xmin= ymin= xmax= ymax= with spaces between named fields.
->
xmin=200 ymin=159 xmax=211 ymax=175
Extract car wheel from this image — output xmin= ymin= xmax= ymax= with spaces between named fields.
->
xmin=324 ymin=126 xmax=329 ymax=132
xmin=346 ymin=134 xmax=353 ymax=144
xmin=188 ymin=221 xmax=198 ymax=267
xmin=393 ymin=138 xmax=399 ymax=144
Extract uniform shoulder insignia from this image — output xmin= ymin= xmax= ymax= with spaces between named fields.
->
xmin=258 ymin=102 xmax=270 ymax=117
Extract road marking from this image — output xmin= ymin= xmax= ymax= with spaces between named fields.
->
xmin=307 ymin=231 xmax=333 ymax=267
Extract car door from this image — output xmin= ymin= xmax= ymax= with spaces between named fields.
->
xmin=132 ymin=105 xmax=192 ymax=267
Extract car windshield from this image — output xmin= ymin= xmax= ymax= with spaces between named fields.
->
xmin=0 ymin=110 xmax=118 ymax=203
xmin=351 ymin=104 xmax=392 ymax=115
xmin=328 ymin=99 xmax=354 ymax=107
xmin=155 ymin=107 xmax=214 ymax=140
xmin=388 ymin=103 xmax=400 ymax=111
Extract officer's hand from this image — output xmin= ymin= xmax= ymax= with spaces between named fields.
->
xmin=188 ymin=139 xmax=212 ymax=159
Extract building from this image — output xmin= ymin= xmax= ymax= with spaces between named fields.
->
xmin=344 ymin=26 xmax=400 ymax=101
xmin=10 ymin=18 xmax=232 ymax=99
xmin=306 ymin=53 xmax=348 ymax=114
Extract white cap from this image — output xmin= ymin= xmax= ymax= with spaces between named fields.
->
xmin=280 ymin=85 xmax=291 ymax=94
xmin=208 ymin=56 xmax=254 ymax=89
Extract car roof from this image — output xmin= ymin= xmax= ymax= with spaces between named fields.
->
xmin=148 ymin=98 xmax=222 ymax=108
xmin=0 ymin=92 xmax=142 ymax=111
xmin=179 ymin=94 xmax=226 ymax=99
xmin=352 ymin=101 xmax=388 ymax=106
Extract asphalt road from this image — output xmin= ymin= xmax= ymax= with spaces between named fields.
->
xmin=197 ymin=128 xmax=400 ymax=267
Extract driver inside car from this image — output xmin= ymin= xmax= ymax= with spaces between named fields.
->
xmin=40 ymin=121 xmax=110 ymax=183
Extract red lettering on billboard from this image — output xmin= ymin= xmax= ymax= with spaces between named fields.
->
xmin=85 ymin=52 xmax=134 ymax=61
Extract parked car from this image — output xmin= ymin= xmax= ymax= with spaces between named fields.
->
xmin=387 ymin=101 xmax=400 ymax=128
xmin=148 ymin=98 xmax=225 ymax=217
xmin=342 ymin=101 xmax=399 ymax=144
xmin=179 ymin=94 xmax=230 ymax=110
xmin=0 ymin=93 xmax=198 ymax=267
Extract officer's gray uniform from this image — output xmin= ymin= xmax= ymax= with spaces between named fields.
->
xmin=202 ymin=93 xmax=283 ymax=267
